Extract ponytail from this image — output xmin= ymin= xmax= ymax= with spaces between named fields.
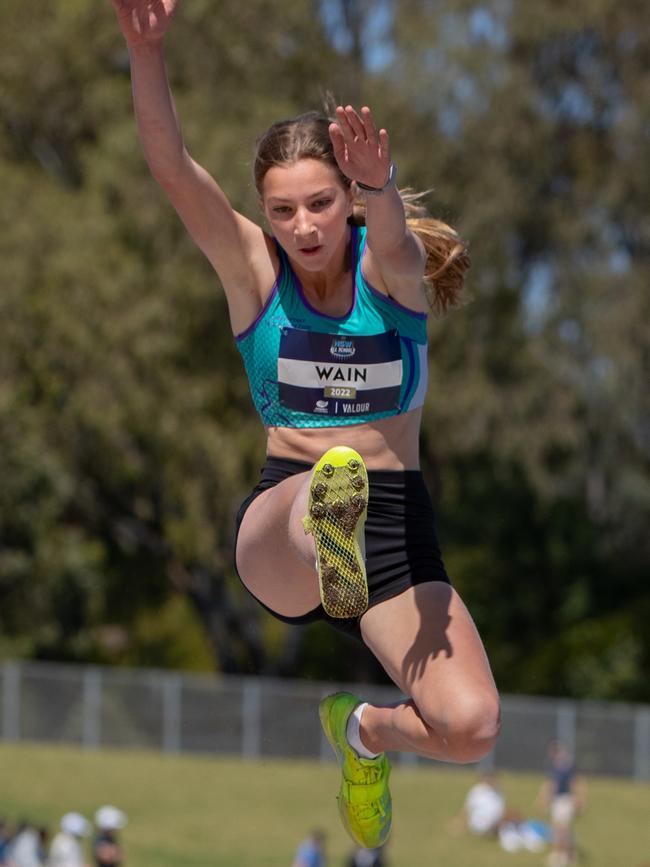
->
xmin=350 ymin=190 xmax=470 ymax=315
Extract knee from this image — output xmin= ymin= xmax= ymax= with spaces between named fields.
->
xmin=419 ymin=690 xmax=501 ymax=764
xmin=444 ymin=692 xmax=501 ymax=763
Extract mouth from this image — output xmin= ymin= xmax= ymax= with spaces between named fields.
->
xmin=298 ymin=245 xmax=323 ymax=256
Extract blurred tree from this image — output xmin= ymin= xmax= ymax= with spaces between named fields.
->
xmin=384 ymin=0 xmax=650 ymax=697
xmin=0 ymin=0 xmax=648 ymax=698
xmin=0 ymin=0 xmax=349 ymax=674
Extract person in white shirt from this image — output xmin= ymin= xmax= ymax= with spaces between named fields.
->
xmin=8 ymin=824 xmax=47 ymax=867
xmin=48 ymin=813 xmax=90 ymax=867
xmin=463 ymin=772 xmax=506 ymax=836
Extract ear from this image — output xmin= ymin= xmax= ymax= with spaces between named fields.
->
xmin=258 ymin=196 xmax=273 ymax=228
xmin=347 ymin=182 xmax=358 ymax=214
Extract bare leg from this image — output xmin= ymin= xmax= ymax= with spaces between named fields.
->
xmin=236 ymin=471 xmax=322 ymax=617
xmin=358 ymin=582 xmax=500 ymax=763
xmin=237 ymin=464 xmax=500 ymax=763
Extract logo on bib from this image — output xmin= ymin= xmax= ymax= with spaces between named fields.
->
xmin=330 ymin=337 xmax=355 ymax=359
xmin=314 ymin=400 xmax=329 ymax=414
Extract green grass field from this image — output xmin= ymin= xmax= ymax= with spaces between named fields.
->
xmin=2 ymin=742 xmax=649 ymax=866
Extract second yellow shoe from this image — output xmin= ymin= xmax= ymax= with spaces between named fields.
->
xmin=319 ymin=691 xmax=392 ymax=849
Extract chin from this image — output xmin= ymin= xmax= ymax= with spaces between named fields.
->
xmin=299 ymin=254 xmax=328 ymax=270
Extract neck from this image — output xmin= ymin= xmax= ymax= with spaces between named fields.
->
xmin=293 ymin=226 xmax=354 ymax=299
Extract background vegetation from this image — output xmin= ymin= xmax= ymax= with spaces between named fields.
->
xmin=1 ymin=0 xmax=648 ymax=700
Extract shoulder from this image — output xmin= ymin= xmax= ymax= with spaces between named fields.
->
xmin=358 ymin=227 xmax=429 ymax=315
xmin=220 ymin=226 xmax=283 ymax=335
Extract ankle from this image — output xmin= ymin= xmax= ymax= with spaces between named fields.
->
xmin=346 ymin=702 xmax=381 ymax=759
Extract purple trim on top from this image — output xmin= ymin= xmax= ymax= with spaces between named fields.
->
xmin=363 ymin=279 xmax=428 ymax=320
xmin=234 ymin=251 xmax=283 ymax=342
xmin=292 ymin=225 xmax=359 ymax=322
xmin=401 ymin=337 xmax=417 ymax=410
xmin=356 ymin=229 xmax=428 ymax=321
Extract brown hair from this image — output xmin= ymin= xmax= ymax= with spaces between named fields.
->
xmin=253 ymin=112 xmax=470 ymax=314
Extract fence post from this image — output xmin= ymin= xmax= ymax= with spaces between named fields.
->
xmin=319 ymin=687 xmax=334 ymax=763
xmin=634 ymin=707 xmax=650 ymax=781
xmin=242 ymin=678 xmax=261 ymax=759
xmin=163 ymin=674 xmax=182 ymax=753
xmin=1 ymin=661 xmax=20 ymax=742
xmin=399 ymin=751 xmax=418 ymax=767
xmin=556 ymin=700 xmax=577 ymax=755
xmin=82 ymin=667 xmax=102 ymax=749
xmin=478 ymin=749 xmax=496 ymax=771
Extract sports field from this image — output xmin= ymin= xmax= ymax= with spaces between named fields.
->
xmin=2 ymin=742 xmax=649 ymax=866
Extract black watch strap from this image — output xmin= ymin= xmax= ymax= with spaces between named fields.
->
xmin=356 ymin=163 xmax=397 ymax=195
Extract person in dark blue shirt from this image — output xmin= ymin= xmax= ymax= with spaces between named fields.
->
xmin=538 ymin=741 xmax=587 ymax=867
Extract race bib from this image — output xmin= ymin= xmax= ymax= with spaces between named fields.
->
xmin=278 ymin=328 xmax=402 ymax=418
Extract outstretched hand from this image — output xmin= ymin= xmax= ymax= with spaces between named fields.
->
xmin=108 ymin=0 xmax=180 ymax=46
xmin=329 ymin=105 xmax=392 ymax=190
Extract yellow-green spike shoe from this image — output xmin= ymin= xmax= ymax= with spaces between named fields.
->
xmin=302 ymin=446 xmax=368 ymax=618
xmin=319 ymin=692 xmax=392 ymax=849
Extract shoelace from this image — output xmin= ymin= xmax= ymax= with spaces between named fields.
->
xmin=349 ymin=762 xmax=389 ymax=820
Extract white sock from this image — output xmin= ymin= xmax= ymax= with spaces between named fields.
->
xmin=346 ymin=702 xmax=381 ymax=759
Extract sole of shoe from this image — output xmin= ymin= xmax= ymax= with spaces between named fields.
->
xmin=303 ymin=446 xmax=369 ymax=618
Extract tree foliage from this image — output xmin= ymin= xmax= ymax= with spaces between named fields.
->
xmin=0 ymin=0 xmax=648 ymax=699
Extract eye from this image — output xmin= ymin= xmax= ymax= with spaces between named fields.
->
xmin=272 ymin=205 xmax=292 ymax=214
xmin=311 ymin=198 xmax=332 ymax=209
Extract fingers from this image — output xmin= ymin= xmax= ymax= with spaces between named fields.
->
xmin=328 ymin=122 xmax=348 ymax=162
xmin=340 ymin=105 xmax=366 ymax=141
xmin=378 ymin=128 xmax=390 ymax=160
xmin=329 ymin=105 xmax=391 ymax=185
xmin=334 ymin=105 xmax=379 ymax=145
xmin=359 ymin=106 xmax=379 ymax=147
xmin=333 ymin=106 xmax=357 ymax=145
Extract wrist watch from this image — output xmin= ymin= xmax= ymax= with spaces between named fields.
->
xmin=356 ymin=163 xmax=397 ymax=196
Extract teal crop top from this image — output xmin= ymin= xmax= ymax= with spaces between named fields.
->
xmin=235 ymin=225 xmax=429 ymax=428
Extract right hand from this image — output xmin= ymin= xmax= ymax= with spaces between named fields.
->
xmin=108 ymin=0 xmax=180 ymax=46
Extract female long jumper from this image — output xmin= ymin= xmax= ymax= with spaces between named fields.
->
xmin=109 ymin=0 xmax=500 ymax=849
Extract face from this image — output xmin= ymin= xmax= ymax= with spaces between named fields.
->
xmin=261 ymin=159 xmax=354 ymax=271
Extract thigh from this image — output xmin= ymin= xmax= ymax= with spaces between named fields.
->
xmin=360 ymin=582 xmax=499 ymax=726
xmin=236 ymin=472 xmax=321 ymax=617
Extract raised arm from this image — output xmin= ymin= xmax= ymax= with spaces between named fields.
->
xmin=108 ymin=0 xmax=273 ymax=332
xmin=329 ymin=105 xmax=428 ymax=312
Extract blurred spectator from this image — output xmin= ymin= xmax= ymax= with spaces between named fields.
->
xmin=49 ymin=813 xmax=90 ymax=867
xmin=92 ymin=808 xmax=127 ymax=867
xmin=452 ymin=770 xmax=552 ymax=856
xmin=7 ymin=821 xmax=47 ymax=867
xmin=347 ymin=845 xmax=387 ymax=866
xmin=498 ymin=818 xmax=551 ymax=854
xmin=538 ymin=741 xmax=587 ymax=867
xmin=291 ymin=829 xmax=326 ymax=867
xmin=35 ymin=829 xmax=49 ymax=867
xmin=456 ymin=771 xmax=507 ymax=837
xmin=0 ymin=819 xmax=11 ymax=866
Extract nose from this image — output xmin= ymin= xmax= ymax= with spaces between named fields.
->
xmin=294 ymin=207 xmax=316 ymax=238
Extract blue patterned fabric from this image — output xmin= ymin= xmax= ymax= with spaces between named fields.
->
xmin=236 ymin=225 xmax=428 ymax=428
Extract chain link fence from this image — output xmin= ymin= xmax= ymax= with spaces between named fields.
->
xmin=2 ymin=660 xmax=649 ymax=779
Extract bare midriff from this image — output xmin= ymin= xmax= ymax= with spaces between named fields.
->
xmin=265 ymin=408 xmax=422 ymax=471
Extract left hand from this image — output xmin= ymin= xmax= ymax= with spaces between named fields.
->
xmin=329 ymin=105 xmax=392 ymax=189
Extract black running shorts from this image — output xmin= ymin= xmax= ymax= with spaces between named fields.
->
xmin=234 ymin=457 xmax=450 ymax=642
